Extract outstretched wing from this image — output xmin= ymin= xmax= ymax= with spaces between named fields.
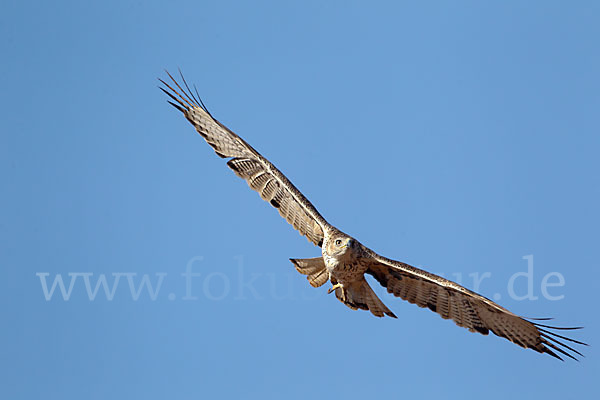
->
xmin=160 ymin=71 xmax=329 ymax=246
xmin=365 ymin=251 xmax=587 ymax=361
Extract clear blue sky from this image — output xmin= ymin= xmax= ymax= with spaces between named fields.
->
xmin=1 ymin=1 xmax=598 ymax=398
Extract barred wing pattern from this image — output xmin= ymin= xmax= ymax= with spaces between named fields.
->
xmin=366 ymin=252 xmax=586 ymax=361
xmin=160 ymin=72 xmax=328 ymax=246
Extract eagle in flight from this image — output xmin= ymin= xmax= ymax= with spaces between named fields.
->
xmin=160 ymin=71 xmax=586 ymax=361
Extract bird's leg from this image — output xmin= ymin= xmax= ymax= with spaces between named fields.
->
xmin=327 ymin=283 xmax=342 ymax=294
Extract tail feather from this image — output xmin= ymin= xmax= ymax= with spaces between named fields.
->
xmin=290 ymin=258 xmax=397 ymax=318
xmin=290 ymin=258 xmax=329 ymax=288
xmin=336 ymin=279 xmax=397 ymax=318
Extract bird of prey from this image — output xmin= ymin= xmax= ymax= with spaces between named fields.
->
xmin=160 ymin=71 xmax=586 ymax=361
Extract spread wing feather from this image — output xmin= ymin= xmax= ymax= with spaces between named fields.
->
xmin=366 ymin=251 xmax=587 ymax=360
xmin=160 ymin=71 xmax=328 ymax=246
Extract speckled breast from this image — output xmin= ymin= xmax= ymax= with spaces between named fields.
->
xmin=324 ymin=256 xmax=369 ymax=284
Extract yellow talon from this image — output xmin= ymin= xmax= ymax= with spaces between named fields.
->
xmin=327 ymin=283 xmax=342 ymax=294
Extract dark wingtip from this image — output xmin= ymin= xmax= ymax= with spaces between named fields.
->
xmin=158 ymin=81 xmax=189 ymax=111
xmin=167 ymin=100 xmax=185 ymax=113
xmin=178 ymin=68 xmax=201 ymax=108
xmin=532 ymin=322 xmax=584 ymax=331
xmin=521 ymin=318 xmax=587 ymax=361
xmin=164 ymin=70 xmax=197 ymax=109
xmin=535 ymin=325 xmax=586 ymax=361
xmin=537 ymin=327 xmax=589 ymax=347
xmin=545 ymin=347 xmax=565 ymax=362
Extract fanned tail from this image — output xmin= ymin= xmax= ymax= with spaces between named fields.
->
xmin=335 ymin=279 xmax=397 ymax=318
xmin=290 ymin=258 xmax=329 ymax=288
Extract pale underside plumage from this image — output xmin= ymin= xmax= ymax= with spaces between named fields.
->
xmin=160 ymin=71 xmax=586 ymax=361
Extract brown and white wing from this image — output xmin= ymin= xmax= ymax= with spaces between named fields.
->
xmin=365 ymin=251 xmax=587 ymax=360
xmin=160 ymin=72 xmax=328 ymax=247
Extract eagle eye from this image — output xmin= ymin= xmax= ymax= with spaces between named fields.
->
xmin=335 ymin=239 xmax=342 ymax=246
